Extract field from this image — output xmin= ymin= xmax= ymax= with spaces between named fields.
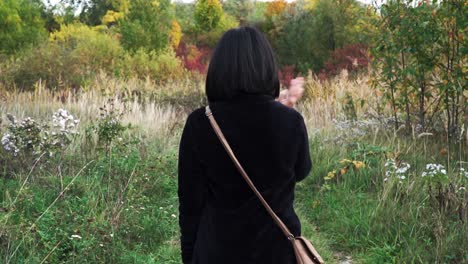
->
xmin=1 ymin=0 xmax=467 ymax=263
xmin=1 ymin=74 xmax=466 ymax=263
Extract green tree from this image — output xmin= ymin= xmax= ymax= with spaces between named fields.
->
xmin=0 ymin=0 xmax=46 ymax=55
xmin=273 ymin=0 xmax=375 ymax=73
xmin=194 ymin=0 xmax=223 ymax=31
xmin=223 ymin=0 xmax=253 ymax=25
xmin=119 ymin=0 xmax=173 ymax=53
xmin=61 ymin=0 xmax=129 ymax=26
xmin=371 ymin=0 xmax=466 ymax=138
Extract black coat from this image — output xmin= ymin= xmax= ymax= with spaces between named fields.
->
xmin=178 ymin=93 xmax=312 ymax=264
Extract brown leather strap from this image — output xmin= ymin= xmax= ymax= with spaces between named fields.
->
xmin=205 ymin=105 xmax=295 ymax=240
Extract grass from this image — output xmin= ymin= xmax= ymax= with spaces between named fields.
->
xmin=0 ymin=74 xmax=466 ymax=263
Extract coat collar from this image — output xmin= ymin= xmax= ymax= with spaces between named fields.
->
xmin=210 ymin=93 xmax=275 ymax=105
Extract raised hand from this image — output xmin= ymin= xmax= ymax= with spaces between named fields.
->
xmin=277 ymin=77 xmax=305 ymax=108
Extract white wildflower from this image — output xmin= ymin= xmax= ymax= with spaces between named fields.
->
xmin=71 ymin=234 xmax=82 ymax=239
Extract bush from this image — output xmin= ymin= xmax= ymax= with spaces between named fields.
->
xmin=322 ymin=43 xmax=369 ymax=78
xmin=120 ymin=49 xmax=184 ymax=81
xmin=4 ymin=24 xmax=123 ymax=90
xmin=49 ymin=23 xmax=124 ymax=76
xmin=1 ymin=23 xmax=186 ymax=90
xmin=176 ymin=42 xmax=212 ymax=73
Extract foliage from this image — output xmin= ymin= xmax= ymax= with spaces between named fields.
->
xmin=176 ymin=42 xmax=212 ymax=73
xmin=3 ymin=23 xmax=123 ymax=89
xmin=120 ymin=48 xmax=184 ymax=81
xmin=194 ymin=13 xmax=238 ymax=47
xmin=76 ymin=0 xmax=130 ymax=26
xmin=371 ymin=0 xmax=467 ymax=138
xmin=278 ymin=65 xmax=296 ymax=88
xmin=0 ymin=0 xmax=46 ymax=55
xmin=298 ymin=136 xmax=467 ymax=263
xmin=194 ymin=0 xmax=223 ymax=32
xmin=322 ymin=43 xmax=370 ymax=77
xmin=1 ymin=110 xmax=79 ymax=170
xmin=264 ymin=0 xmax=287 ymax=19
xmin=119 ymin=0 xmax=173 ymax=53
xmin=273 ymin=0 xmax=376 ymax=74
xmin=170 ymin=20 xmax=183 ymax=50
xmin=223 ymin=0 xmax=253 ymax=25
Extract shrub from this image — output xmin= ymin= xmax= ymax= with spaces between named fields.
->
xmin=371 ymin=1 xmax=466 ymax=138
xmin=176 ymin=42 xmax=212 ymax=73
xmin=5 ymin=24 xmax=123 ymax=90
xmin=50 ymin=23 xmax=124 ymax=76
xmin=278 ymin=65 xmax=296 ymax=88
xmin=322 ymin=43 xmax=369 ymax=78
xmin=1 ymin=109 xmax=80 ymax=171
xmin=120 ymin=49 xmax=184 ymax=81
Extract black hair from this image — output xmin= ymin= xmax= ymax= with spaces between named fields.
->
xmin=206 ymin=26 xmax=280 ymax=102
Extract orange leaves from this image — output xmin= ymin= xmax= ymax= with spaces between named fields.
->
xmin=265 ymin=0 xmax=287 ymax=18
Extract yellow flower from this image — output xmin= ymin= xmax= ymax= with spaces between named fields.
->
xmin=324 ymin=170 xmax=336 ymax=180
xmin=340 ymin=159 xmax=352 ymax=165
xmin=340 ymin=168 xmax=347 ymax=175
xmin=353 ymin=161 xmax=365 ymax=169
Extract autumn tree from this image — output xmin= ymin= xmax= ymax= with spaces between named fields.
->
xmin=194 ymin=0 xmax=223 ymax=31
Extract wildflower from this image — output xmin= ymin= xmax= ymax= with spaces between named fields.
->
xmin=70 ymin=234 xmax=82 ymax=239
xmin=384 ymin=159 xmax=410 ymax=182
xmin=422 ymin=163 xmax=446 ymax=178
xmin=110 ymin=233 xmax=114 ymax=238
xmin=459 ymin=168 xmax=468 ymax=178
xmin=171 ymin=214 xmax=177 ymax=218
xmin=353 ymin=161 xmax=365 ymax=169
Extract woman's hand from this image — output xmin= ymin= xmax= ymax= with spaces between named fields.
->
xmin=277 ymin=77 xmax=305 ymax=108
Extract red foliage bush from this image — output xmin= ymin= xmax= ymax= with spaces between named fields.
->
xmin=176 ymin=42 xmax=213 ymax=73
xmin=322 ymin=43 xmax=369 ymax=78
xmin=278 ymin=65 xmax=295 ymax=88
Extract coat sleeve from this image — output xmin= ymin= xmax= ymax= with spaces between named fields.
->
xmin=178 ymin=115 xmax=207 ymax=264
xmin=295 ymin=116 xmax=312 ymax=182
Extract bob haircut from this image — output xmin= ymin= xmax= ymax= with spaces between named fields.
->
xmin=206 ymin=26 xmax=280 ymax=102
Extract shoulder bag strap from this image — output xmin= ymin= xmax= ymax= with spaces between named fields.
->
xmin=205 ymin=105 xmax=295 ymax=241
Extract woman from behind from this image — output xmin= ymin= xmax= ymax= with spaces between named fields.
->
xmin=178 ymin=26 xmax=312 ymax=264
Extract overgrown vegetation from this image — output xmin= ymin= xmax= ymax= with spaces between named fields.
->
xmin=0 ymin=0 xmax=466 ymax=263
xmin=371 ymin=0 xmax=466 ymax=140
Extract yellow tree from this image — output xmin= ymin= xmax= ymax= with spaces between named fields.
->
xmin=194 ymin=0 xmax=223 ymax=31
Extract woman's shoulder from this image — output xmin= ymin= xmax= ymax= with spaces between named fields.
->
xmin=269 ymin=101 xmax=305 ymax=123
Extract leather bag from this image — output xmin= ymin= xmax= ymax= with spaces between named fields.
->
xmin=205 ymin=105 xmax=324 ymax=264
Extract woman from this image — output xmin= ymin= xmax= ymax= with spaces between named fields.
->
xmin=178 ymin=26 xmax=311 ymax=264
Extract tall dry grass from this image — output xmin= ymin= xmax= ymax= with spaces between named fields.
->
xmin=1 ymin=71 xmax=378 ymax=138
